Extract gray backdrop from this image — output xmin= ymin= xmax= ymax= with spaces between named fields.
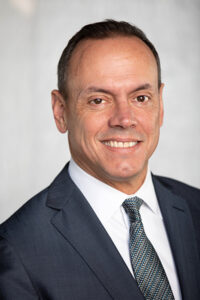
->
xmin=1 ymin=0 xmax=200 ymax=223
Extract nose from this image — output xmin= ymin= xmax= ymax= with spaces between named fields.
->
xmin=109 ymin=101 xmax=137 ymax=129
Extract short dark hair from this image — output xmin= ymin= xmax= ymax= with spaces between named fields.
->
xmin=58 ymin=19 xmax=161 ymax=100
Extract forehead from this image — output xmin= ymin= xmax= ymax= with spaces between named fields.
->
xmin=68 ymin=36 xmax=158 ymax=91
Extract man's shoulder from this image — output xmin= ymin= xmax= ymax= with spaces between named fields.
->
xmin=153 ymin=174 xmax=200 ymax=198
xmin=0 ymin=164 xmax=74 ymax=242
xmin=0 ymin=187 xmax=50 ymax=239
xmin=153 ymin=174 xmax=200 ymax=218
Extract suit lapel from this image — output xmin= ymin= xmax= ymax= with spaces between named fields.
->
xmin=46 ymin=165 xmax=144 ymax=300
xmin=152 ymin=176 xmax=200 ymax=300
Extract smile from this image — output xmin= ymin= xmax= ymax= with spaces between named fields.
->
xmin=102 ymin=141 xmax=138 ymax=148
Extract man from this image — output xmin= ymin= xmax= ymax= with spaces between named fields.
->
xmin=0 ymin=20 xmax=199 ymax=300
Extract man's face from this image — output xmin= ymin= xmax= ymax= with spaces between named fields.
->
xmin=53 ymin=36 xmax=164 ymax=192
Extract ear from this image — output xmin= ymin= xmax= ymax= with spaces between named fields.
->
xmin=51 ymin=90 xmax=68 ymax=133
xmin=158 ymin=83 xmax=164 ymax=127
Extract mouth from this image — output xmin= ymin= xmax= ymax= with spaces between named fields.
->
xmin=102 ymin=140 xmax=138 ymax=148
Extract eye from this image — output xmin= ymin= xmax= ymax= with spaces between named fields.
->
xmin=136 ymin=95 xmax=149 ymax=102
xmin=89 ymin=98 xmax=105 ymax=105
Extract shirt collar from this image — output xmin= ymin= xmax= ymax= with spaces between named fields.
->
xmin=68 ymin=159 xmax=160 ymax=224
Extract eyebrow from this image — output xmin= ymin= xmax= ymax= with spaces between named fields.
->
xmin=81 ymin=83 xmax=153 ymax=96
xmin=133 ymin=83 xmax=152 ymax=92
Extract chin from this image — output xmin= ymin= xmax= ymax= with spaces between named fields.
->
xmin=104 ymin=166 xmax=144 ymax=182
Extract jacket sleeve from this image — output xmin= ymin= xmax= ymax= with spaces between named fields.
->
xmin=0 ymin=236 xmax=40 ymax=299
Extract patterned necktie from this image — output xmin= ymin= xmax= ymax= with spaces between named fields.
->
xmin=123 ymin=197 xmax=174 ymax=300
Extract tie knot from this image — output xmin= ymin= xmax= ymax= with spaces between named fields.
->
xmin=123 ymin=196 xmax=143 ymax=222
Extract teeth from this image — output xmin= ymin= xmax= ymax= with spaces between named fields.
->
xmin=103 ymin=141 xmax=138 ymax=148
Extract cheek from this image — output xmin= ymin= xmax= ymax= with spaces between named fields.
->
xmin=80 ymin=112 xmax=108 ymax=137
xmin=138 ymin=110 xmax=161 ymax=138
xmin=68 ymin=114 xmax=104 ymax=149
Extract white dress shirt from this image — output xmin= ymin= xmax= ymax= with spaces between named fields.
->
xmin=68 ymin=159 xmax=182 ymax=300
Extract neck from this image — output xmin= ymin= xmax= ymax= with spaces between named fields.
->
xmin=72 ymin=158 xmax=148 ymax=195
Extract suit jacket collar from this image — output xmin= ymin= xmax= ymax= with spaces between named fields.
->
xmin=152 ymin=175 xmax=200 ymax=300
xmin=47 ymin=164 xmax=145 ymax=300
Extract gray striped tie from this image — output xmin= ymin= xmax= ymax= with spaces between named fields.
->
xmin=123 ymin=197 xmax=174 ymax=300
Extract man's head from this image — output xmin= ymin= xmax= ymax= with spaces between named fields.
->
xmin=52 ymin=20 xmax=164 ymax=194
xmin=57 ymin=19 xmax=161 ymax=100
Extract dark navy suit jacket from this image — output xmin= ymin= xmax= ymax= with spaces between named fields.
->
xmin=0 ymin=164 xmax=200 ymax=299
